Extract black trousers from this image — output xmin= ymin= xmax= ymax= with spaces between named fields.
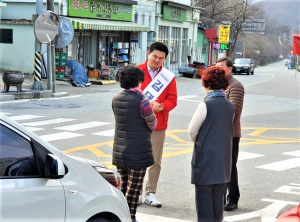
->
xmin=225 ymin=137 xmax=240 ymax=204
xmin=195 ymin=184 xmax=227 ymax=222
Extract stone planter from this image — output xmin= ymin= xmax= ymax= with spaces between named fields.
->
xmin=2 ymin=71 xmax=25 ymax=93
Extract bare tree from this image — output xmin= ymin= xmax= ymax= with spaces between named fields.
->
xmin=195 ymin=0 xmax=263 ymax=53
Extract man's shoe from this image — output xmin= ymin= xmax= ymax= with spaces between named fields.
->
xmin=144 ymin=193 xmax=162 ymax=207
xmin=137 ymin=195 xmax=142 ymax=205
xmin=224 ymin=202 xmax=238 ymax=211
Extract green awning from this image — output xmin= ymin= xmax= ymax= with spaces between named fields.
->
xmin=65 ymin=17 xmax=150 ymax=32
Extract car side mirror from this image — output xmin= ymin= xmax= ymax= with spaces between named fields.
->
xmin=45 ymin=154 xmax=66 ymax=179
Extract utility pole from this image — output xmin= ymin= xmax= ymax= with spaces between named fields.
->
xmin=47 ymin=0 xmax=56 ymax=93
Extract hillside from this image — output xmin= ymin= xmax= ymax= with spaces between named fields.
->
xmin=260 ymin=0 xmax=299 ymax=26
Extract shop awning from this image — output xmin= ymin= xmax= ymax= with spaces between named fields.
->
xmin=65 ymin=17 xmax=150 ymax=32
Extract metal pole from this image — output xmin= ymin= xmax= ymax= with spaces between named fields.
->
xmin=31 ymin=0 xmax=44 ymax=91
xmin=47 ymin=0 xmax=56 ymax=93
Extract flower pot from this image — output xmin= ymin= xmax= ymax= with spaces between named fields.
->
xmin=2 ymin=72 xmax=24 ymax=93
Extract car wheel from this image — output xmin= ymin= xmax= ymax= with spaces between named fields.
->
xmin=247 ymin=71 xmax=250 ymax=75
xmin=251 ymin=70 xmax=254 ymax=75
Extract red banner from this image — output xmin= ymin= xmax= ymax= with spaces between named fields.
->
xmin=293 ymin=34 xmax=300 ymax=55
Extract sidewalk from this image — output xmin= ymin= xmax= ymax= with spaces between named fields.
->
xmin=0 ymin=73 xmax=119 ymax=101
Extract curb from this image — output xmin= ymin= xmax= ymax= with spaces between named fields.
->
xmin=0 ymin=90 xmax=69 ymax=100
xmin=0 ymin=94 xmax=14 ymax=101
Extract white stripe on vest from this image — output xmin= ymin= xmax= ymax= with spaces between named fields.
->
xmin=143 ymin=67 xmax=175 ymax=100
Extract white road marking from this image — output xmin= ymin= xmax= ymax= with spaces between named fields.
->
xmin=0 ymin=95 xmax=82 ymax=104
xmin=55 ymin=121 xmax=111 ymax=131
xmin=9 ymin=115 xmax=45 ymax=121
xmin=22 ymin=118 xmax=76 ymax=126
xmin=282 ymin=150 xmax=300 ymax=157
xmin=0 ymin=112 xmax=10 ymax=115
xmin=93 ymin=129 xmax=115 ymax=137
xmin=178 ymin=95 xmax=200 ymax=102
xmin=256 ymin=158 xmax=300 ymax=171
xmin=40 ymin=132 xmax=83 ymax=142
xmin=136 ymin=213 xmax=192 ymax=222
xmin=24 ymin=126 xmax=44 ymax=132
xmin=274 ymin=183 xmax=300 ymax=195
xmin=224 ymin=198 xmax=298 ymax=222
xmin=238 ymin=151 xmax=265 ymax=160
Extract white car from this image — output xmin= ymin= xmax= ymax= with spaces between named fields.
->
xmin=0 ymin=114 xmax=131 ymax=222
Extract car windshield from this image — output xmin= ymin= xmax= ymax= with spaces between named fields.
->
xmin=235 ymin=60 xmax=250 ymax=65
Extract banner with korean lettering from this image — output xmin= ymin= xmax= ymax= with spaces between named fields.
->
xmin=218 ymin=25 xmax=230 ymax=44
xmin=68 ymin=0 xmax=133 ymax=21
xmin=143 ymin=68 xmax=175 ymax=100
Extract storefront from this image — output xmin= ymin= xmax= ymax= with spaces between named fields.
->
xmin=65 ymin=0 xmax=149 ymax=70
xmin=155 ymin=0 xmax=200 ymax=72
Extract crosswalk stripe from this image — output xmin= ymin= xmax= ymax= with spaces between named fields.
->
xmin=22 ymin=118 xmax=76 ymax=126
xmin=0 ymin=112 xmax=10 ymax=115
xmin=256 ymin=158 xmax=300 ymax=171
xmin=93 ymin=129 xmax=115 ymax=137
xmin=40 ymin=132 xmax=83 ymax=142
xmin=54 ymin=121 xmax=111 ymax=131
xmin=282 ymin=150 xmax=300 ymax=157
xmin=136 ymin=213 xmax=192 ymax=222
xmin=238 ymin=151 xmax=265 ymax=160
xmin=24 ymin=126 xmax=44 ymax=132
xmin=10 ymin=115 xmax=45 ymax=121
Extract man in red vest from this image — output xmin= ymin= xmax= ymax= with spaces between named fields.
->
xmin=137 ymin=42 xmax=177 ymax=207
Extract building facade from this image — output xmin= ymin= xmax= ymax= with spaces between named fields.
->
xmin=0 ymin=0 xmax=202 ymax=74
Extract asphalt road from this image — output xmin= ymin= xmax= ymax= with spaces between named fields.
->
xmin=1 ymin=59 xmax=299 ymax=222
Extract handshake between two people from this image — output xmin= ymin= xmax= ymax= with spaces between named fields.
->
xmin=150 ymin=100 xmax=164 ymax=112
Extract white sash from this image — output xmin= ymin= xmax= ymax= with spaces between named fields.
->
xmin=143 ymin=67 xmax=175 ymax=100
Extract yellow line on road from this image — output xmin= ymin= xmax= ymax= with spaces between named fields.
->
xmin=166 ymin=129 xmax=190 ymax=143
xmin=248 ymin=128 xmax=268 ymax=136
xmin=244 ymin=74 xmax=276 ymax=87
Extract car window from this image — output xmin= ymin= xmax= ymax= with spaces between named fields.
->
xmin=235 ymin=60 xmax=250 ymax=65
xmin=0 ymin=124 xmax=40 ymax=177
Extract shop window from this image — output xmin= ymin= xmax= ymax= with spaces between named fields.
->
xmin=158 ymin=26 xmax=168 ymax=43
xmin=0 ymin=29 xmax=13 ymax=44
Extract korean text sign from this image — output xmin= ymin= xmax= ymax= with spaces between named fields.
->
xmin=143 ymin=68 xmax=175 ymax=100
xmin=218 ymin=25 xmax=230 ymax=44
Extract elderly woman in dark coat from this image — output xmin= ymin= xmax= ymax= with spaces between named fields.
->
xmin=188 ymin=66 xmax=234 ymax=222
xmin=112 ymin=65 xmax=157 ymax=222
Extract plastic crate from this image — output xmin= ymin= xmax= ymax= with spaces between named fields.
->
xmin=55 ymin=52 xmax=67 ymax=60
xmin=55 ymin=60 xmax=66 ymax=66
xmin=55 ymin=66 xmax=66 ymax=73
xmin=56 ymin=72 xmax=65 ymax=79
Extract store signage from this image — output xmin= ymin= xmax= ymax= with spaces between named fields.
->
xmin=218 ymin=25 xmax=230 ymax=44
xmin=213 ymin=43 xmax=229 ymax=50
xmin=68 ymin=0 xmax=133 ymax=21
xmin=163 ymin=5 xmax=186 ymax=22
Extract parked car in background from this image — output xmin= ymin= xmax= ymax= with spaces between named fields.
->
xmin=232 ymin=58 xmax=255 ymax=75
xmin=0 ymin=114 xmax=131 ymax=222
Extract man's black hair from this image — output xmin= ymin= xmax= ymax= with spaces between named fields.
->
xmin=118 ymin=65 xmax=144 ymax=89
xmin=216 ymin=57 xmax=233 ymax=67
xmin=149 ymin=42 xmax=169 ymax=58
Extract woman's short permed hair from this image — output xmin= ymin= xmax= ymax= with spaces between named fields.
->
xmin=118 ymin=65 xmax=144 ymax=89
xmin=201 ymin=66 xmax=229 ymax=90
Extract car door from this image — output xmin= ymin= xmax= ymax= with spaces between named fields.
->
xmin=0 ymin=121 xmax=65 ymax=222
